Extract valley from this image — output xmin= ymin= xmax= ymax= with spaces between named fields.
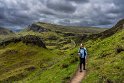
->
xmin=0 ymin=20 xmax=124 ymax=83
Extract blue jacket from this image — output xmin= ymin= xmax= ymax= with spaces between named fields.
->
xmin=78 ymin=47 xmax=87 ymax=59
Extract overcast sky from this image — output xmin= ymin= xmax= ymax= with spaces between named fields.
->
xmin=0 ymin=0 xmax=124 ymax=30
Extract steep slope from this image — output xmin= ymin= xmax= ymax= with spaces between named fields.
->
xmin=81 ymin=19 xmax=124 ymax=82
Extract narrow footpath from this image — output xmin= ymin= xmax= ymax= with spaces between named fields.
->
xmin=70 ymin=68 xmax=86 ymax=83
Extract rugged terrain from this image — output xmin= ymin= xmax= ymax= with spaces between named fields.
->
xmin=82 ymin=19 xmax=124 ymax=83
xmin=0 ymin=19 xmax=124 ymax=83
xmin=0 ymin=22 xmax=105 ymax=82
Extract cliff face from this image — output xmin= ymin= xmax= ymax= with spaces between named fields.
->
xmin=27 ymin=24 xmax=50 ymax=32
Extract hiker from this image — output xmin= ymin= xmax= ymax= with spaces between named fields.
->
xmin=78 ymin=43 xmax=87 ymax=72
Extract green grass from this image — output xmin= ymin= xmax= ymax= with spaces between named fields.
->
xmin=0 ymin=38 xmax=79 ymax=83
xmin=0 ymin=42 xmax=62 ymax=82
xmin=18 ymin=55 xmax=79 ymax=83
xmin=82 ymin=30 xmax=124 ymax=83
xmin=21 ymin=46 xmax=80 ymax=83
xmin=17 ymin=30 xmax=76 ymax=51
xmin=1 ymin=22 xmax=121 ymax=83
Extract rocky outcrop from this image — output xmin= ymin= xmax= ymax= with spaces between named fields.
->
xmin=0 ymin=27 xmax=14 ymax=35
xmin=27 ymin=24 xmax=50 ymax=32
xmin=63 ymin=32 xmax=76 ymax=37
xmin=0 ymin=35 xmax=46 ymax=48
xmin=21 ymin=35 xmax=46 ymax=48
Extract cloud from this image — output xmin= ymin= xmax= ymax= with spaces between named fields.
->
xmin=0 ymin=0 xmax=124 ymax=30
xmin=68 ymin=0 xmax=89 ymax=3
xmin=46 ymin=0 xmax=76 ymax=13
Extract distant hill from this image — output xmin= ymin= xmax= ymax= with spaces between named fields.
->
xmin=88 ymin=19 xmax=124 ymax=39
xmin=25 ymin=22 xmax=107 ymax=45
xmin=18 ymin=22 xmax=107 ymax=50
xmin=0 ymin=27 xmax=14 ymax=35
xmin=27 ymin=22 xmax=106 ymax=34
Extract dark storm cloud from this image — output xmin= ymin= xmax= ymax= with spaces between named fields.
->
xmin=68 ymin=0 xmax=89 ymax=3
xmin=46 ymin=0 xmax=76 ymax=13
xmin=0 ymin=0 xmax=124 ymax=30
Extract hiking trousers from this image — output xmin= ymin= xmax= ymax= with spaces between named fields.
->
xmin=79 ymin=57 xmax=85 ymax=70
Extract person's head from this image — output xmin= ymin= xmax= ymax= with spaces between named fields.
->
xmin=80 ymin=43 xmax=84 ymax=48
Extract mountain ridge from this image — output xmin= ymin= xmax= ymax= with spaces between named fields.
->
xmin=82 ymin=19 xmax=124 ymax=40
xmin=27 ymin=22 xmax=106 ymax=34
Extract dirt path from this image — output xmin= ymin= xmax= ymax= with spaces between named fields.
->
xmin=70 ymin=68 xmax=86 ymax=83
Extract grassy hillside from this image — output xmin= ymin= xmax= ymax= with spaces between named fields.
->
xmin=82 ymin=29 xmax=124 ymax=83
xmin=0 ymin=41 xmax=63 ymax=82
xmin=20 ymin=28 xmax=124 ymax=83
xmin=0 ymin=22 xmax=113 ymax=83
xmin=0 ymin=35 xmax=79 ymax=83
xmin=18 ymin=22 xmax=106 ymax=50
xmin=17 ymin=48 xmax=79 ymax=83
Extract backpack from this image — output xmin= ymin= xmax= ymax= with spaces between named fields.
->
xmin=79 ymin=48 xmax=86 ymax=57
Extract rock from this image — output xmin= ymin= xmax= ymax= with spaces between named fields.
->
xmin=28 ymin=24 xmax=50 ymax=32
xmin=116 ymin=45 xmax=124 ymax=53
xmin=21 ymin=35 xmax=46 ymax=48
xmin=63 ymin=32 xmax=76 ymax=37
xmin=0 ymin=35 xmax=46 ymax=48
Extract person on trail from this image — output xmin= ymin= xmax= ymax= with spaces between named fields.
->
xmin=78 ymin=43 xmax=87 ymax=72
